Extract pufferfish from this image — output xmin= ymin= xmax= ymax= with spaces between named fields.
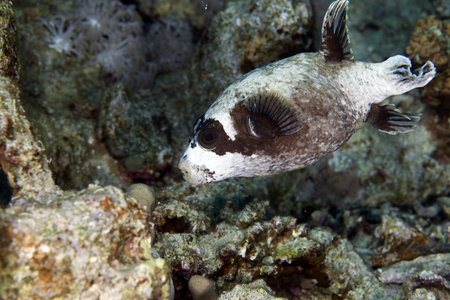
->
xmin=178 ymin=0 xmax=436 ymax=185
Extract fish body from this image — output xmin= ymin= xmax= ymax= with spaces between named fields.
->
xmin=179 ymin=0 xmax=436 ymax=185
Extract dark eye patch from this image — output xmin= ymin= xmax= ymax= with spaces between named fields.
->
xmin=191 ymin=90 xmax=305 ymax=156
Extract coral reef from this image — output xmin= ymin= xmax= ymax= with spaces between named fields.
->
xmin=406 ymin=15 xmax=450 ymax=166
xmin=146 ymin=179 xmax=449 ymax=298
xmin=406 ymin=16 xmax=450 ymax=110
xmin=39 ymin=0 xmax=197 ymax=90
xmin=0 ymin=185 xmax=171 ymax=299
xmin=151 ymin=184 xmax=414 ymax=299
xmin=370 ymin=215 xmax=438 ymax=267
xmin=197 ymin=0 xmax=312 ymax=93
xmin=2 ymin=0 xmax=450 ymax=299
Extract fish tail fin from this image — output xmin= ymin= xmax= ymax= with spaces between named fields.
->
xmin=381 ymin=55 xmax=436 ymax=96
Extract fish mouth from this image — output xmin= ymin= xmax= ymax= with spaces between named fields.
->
xmin=178 ymin=156 xmax=206 ymax=185
xmin=178 ymin=156 xmax=191 ymax=181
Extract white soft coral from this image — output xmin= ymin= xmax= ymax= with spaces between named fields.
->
xmin=41 ymin=0 xmax=151 ymax=88
xmin=41 ymin=16 xmax=82 ymax=56
xmin=75 ymin=0 xmax=143 ymax=55
xmin=40 ymin=0 xmax=194 ymax=89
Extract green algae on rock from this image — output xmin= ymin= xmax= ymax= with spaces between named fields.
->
xmin=0 ymin=1 xmax=18 ymax=80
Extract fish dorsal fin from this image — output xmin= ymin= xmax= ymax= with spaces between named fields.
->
xmin=245 ymin=91 xmax=302 ymax=139
xmin=320 ymin=0 xmax=353 ymax=61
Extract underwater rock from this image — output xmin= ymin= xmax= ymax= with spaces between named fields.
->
xmin=0 ymin=2 xmax=58 ymax=204
xmin=0 ymin=75 xmax=59 ymax=204
xmin=370 ymin=215 xmax=437 ymax=268
xmin=193 ymin=0 xmax=312 ymax=100
xmin=126 ymin=183 xmax=156 ymax=214
xmin=332 ymin=115 xmax=450 ymax=208
xmin=136 ymin=0 xmax=229 ymax=29
xmin=152 ymin=198 xmax=210 ymax=235
xmin=218 ymin=279 xmax=283 ymax=299
xmin=152 ymin=185 xmax=411 ymax=298
xmin=148 ymin=17 xmax=194 ymax=73
xmin=377 ymin=253 xmax=450 ymax=299
xmin=151 ymin=178 xmax=449 ymax=298
xmin=0 ymin=185 xmax=171 ymax=299
xmin=188 ymin=275 xmax=218 ymax=300
xmin=124 ymin=154 xmax=146 ymax=173
xmin=437 ymin=196 xmax=450 ymax=217
xmin=433 ymin=0 xmax=450 ymax=18
xmin=0 ymin=1 xmax=18 ymax=80
xmin=13 ymin=1 xmax=129 ymax=190
xmin=99 ymin=84 xmax=173 ymax=184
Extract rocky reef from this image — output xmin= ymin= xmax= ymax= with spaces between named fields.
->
xmin=1 ymin=0 xmax=449 ymax=299
xmin=0 ymin=185 xmax=171 ymax=299
xmin=406 ymin=15 xmax=450 ymax=112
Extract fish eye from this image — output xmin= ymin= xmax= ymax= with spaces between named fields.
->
xmin=198 ymin=128 xmax=218 ymax=149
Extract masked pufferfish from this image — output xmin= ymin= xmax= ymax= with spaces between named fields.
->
xmin=178 ymin=0 xmax=436 ymax=185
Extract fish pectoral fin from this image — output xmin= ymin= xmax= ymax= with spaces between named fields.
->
xmin=320 ymin=0 xmax=353 ymax=62
xmin=245 ymin=91 xmax=302 ymax=138
xmin=365 ymin=103 xmax=421 ymax=135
